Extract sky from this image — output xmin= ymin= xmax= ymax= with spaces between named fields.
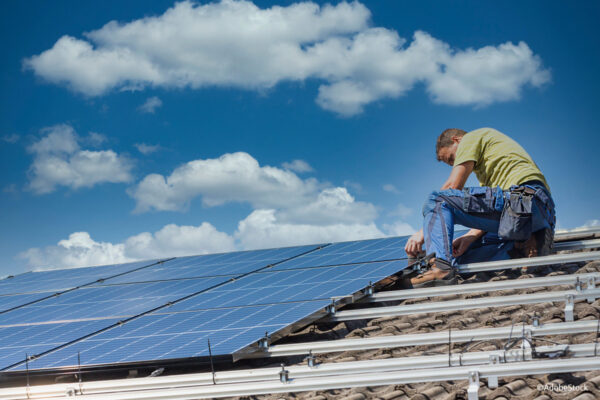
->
xmin=1 ymin=0 xmax=599 ymax=276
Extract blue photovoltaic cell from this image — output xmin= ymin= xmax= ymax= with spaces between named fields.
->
xmin=162 ymin=260 xmax=407 ymax=312
xmin=0 ymin=318 xmax=122 ymax=369
xmin=12 ymin=301 xmax=330 ymax=370
xmin=0 ymin=292 xmax=54 ymax=313
xmin=0 ymin=276 xmax=228 ymax=325
xmin=271 ymin=236 xmax=409 ymax=271
xmin=100 ymin=245 xmax=320 ymax=284
xmin=3 ymin=236 xmax=412 ymax=371
xmin=0 ymin=259 xmax=161 ymax=296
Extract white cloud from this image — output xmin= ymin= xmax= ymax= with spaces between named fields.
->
xmin=389 ymin=203 xmax=413 ymax=219
xmin=2 ymin=134 xmax=20 ymax=144
xmin=129 ymin=152 xmax=322 ymax=213
xmin=23 ymin=1 xmax=550 ymax=115
xmin=27 ymin=124 xmax=133 ymax=194
xmin=235 ymin=209 xmax=384 ymax=250
xmin=86 ymin=132 xmax=107 ymax=146
xmin=383 ymin=220 xmax=416 ymax=237
xmin=19 ymin=213 xmax=387 ymax=269
xmin=343 ymin=180 xmax=363 ymax=193
xmin=383 ymin=184 xmax=399 ymax=193
xmin=282 ymin=159 xmax=313 ymax=173
xmin=138 ymin=96 xmax=163 ymax=113
xmin=135 ymin=143 xmax=161 ymax=155
xmin=20 ymin=232 xmax=132 ymax=270
xmin=277 ymin=187 xmax=376 ymax=225
xmin=124 ymin=223 xmax=235 ymax=259
xmin=19 ymin=223 xmax=236 ymax=270
xmin=583 ymin=219 xmax=600 ymax=228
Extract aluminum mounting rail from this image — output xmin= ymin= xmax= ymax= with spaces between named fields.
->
xmin=367 ymin=273 xmax=599 ymax=303
xmin=239 ymin=319 xmax=599 ymax=359
xmin=7 ymin=357 xmax=598 ymax=400
xmin=456 ymin=250 xmax=600 ymax=274
xmin=324 ymin=288 xmax=600 ymax=323
xmin=2 ymin=343 xmax=598 ymax=400
xmin=554 ymin=238 xmax=600 ymax=251
xmin=555 ymin=226 xmax=600 ymax=241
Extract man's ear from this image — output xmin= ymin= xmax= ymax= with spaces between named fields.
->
xmin=452 ymin=135 xmax=462 ymax=144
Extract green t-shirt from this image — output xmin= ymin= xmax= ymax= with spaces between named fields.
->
xmin=453 ymin=127 xmax=549 ymax=191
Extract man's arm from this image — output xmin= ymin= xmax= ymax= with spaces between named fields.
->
xmin=405 ymin=161 xmax=479 ymax=257
xmin=440 ymin=161 xmax=474 ymax=190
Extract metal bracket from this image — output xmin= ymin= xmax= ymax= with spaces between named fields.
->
xmin=258 ymin=332 xmax=271 ymax=350
xmin=364 ymin=282 xmax=374 ymax=296
xmin=467 ymin=370 xmax=480 ymax=400
xmin=487 ymin=355 xmax=500 ymax=388
xmin=279 ymin=364 xmax=289 ymax=383
xmin=564 ymin=294 xmax=575 ymax=322
xmin=327 ymin=300 xmax=336 ymax=315
xmin=306 ymin=350 xmax=316 ymax=368
xmin=586 ymin=276 xmax=596 ymax=303
xmin=532 ymin=314 xmax=541 ymax=328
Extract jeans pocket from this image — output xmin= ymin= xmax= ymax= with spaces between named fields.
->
xmin=498 ymin=193 xmax=532 ymax=240
xmin=464 ymin=187 xmax=493 ymax=213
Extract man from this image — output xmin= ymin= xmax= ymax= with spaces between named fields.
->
xmin=404 ymin=127 xmax=555 ymax=287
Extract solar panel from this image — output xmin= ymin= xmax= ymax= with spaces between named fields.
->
xmin=0 ymin=292 xmax=52 ymax=313
xmin=2 ymin=236 xmax=411 ymax=371
xmin=99 ymin=245 xmax=319 ymax=284
xmin=0 ymin=318 xmax=123 ymax=369
xmin=162 ymin=261 xmax=406 ymax=312
xmin=0 ymin=260 xmax=161 ymax=296
xmin=7 ymin=301 xmax=330 ymax=370
xmin=270 ymin=236 xmax=409 ymax=271
xmin=0 ymin=276 xmax=228 ymax=326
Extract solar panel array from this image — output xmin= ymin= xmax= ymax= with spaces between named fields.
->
xmin=0 ymin=236 xmax=410 ymax=371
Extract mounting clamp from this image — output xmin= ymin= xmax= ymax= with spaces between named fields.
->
xmin=564 ymin=294 xmax=575 ymax=322
xmin=487 ymin=355 xmax=500 ymax=388
xmin=279 ymin=364 xmax=289 ymax=383
xmin=467 ymin=370 xmax=480 ymax=400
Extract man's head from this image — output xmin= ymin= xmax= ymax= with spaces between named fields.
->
xmin=436 ymin=128 xmax=467 ymax=166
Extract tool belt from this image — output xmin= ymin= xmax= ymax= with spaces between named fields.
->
xmin=498 ymin=185 xmax=537 ymax=241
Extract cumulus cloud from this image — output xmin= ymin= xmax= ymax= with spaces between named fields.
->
xmin=383 ymin=220 xmax=416 ymax=237
xmin=20 ymin=232 xmax=132 ymax=270
xmin=282 ymin=159 xmax=313 ymax=173
xmin=124 ymin=223 xmax=235 ymax=259
xmin=277 ymin=187 xmax=377 ymax=225
xmin=389 ymin=203 xmax=413 ymax=219
xmin=86 ymin=132 xmax=107 ymax=146
xmin=24 ymin=0 xmax=550 ymax=115
xmin=235 ymin=209 xmax=384 ymax=250
xmin=27 ymin=124 xmax=133 ymax=194
xmin=20 ymin=223 xmax=236 ymax=270
xmin=135 ymin=143 xmax=161 ymax=155
xmin=138 ymin=96 xmax=162 ymax=113
xmin=129 ymin=152 xmax=322 ymax=213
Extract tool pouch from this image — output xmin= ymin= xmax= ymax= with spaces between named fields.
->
xmin=498 ymin=186 xmax=535 ymax=241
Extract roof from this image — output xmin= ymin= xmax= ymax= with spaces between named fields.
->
xmin=0 ymin=228 xmax=599 ymax=399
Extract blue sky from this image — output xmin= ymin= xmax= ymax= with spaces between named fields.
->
xmin=1 ymin=0 xmax=599 ymax=276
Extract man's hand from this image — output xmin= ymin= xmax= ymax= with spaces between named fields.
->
xmin=452 ymin=229 xmax=486 ymax=257
xmin=405 ymin=229 xmax=424 ymax=257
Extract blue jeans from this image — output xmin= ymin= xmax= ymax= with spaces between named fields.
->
xmin=422 ymin=183 xmax=555 ymax=265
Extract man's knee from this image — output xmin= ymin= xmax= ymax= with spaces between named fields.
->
xmin=422 ymin=189 xmax=463 ymax=216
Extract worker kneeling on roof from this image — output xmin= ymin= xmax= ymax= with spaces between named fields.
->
xmin=404 ymin=127 xmax=556 ymax=288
